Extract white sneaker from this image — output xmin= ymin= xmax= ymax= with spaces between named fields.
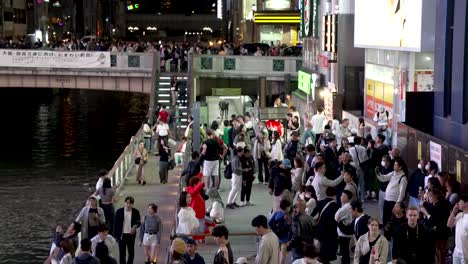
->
xmin=240 ymin=202 xmax=246 ymax=207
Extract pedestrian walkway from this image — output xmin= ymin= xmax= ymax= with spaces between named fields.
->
xmin=191 ymin=178 xmax=380 ymax=264
xmin=114 ymin=154 xmax=180 ymax=264
xmin=118 ymin=154 xmax=381 ymax=264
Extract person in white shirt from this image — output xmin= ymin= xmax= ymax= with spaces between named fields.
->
xmin=90 ymin=224 xmax=118 ymax=261
xmin=207 ymin=188 xmax=224 ymax=223
xmin=310 ymin=107 xmax=327 ymax=145
xmin=447 ymin=194 xmax=468 ymax=264
xmin=335 ymin=190 xmax=354 ymax=264
xmin=95 ymin=169 xmax=108 ymax=201
xmin=176 ymin=192 xmax=199 ymax=235
xmin=270 ymin=131 xmax=284 ymax=162
xmin=312 ymin=162 xmax=344 ymax=201
xmin=349 ymin=137 xmax=369 ymax=203
xmin=153 ymin=119 xmax=169 ymax=152
xmin=376 ymin=157 xmax=408 ymax=228
xmin=373 ymin=106 xmax=392 ymax=145
xmin=291 ymin=242 xmax=321 ymax=264
xmin=335 ymin=119 xmax=352 ymax=148
xmin=251 ymin=215 xmax=280 ymax=264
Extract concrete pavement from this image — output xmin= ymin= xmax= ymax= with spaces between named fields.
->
xmin=118 ymin=154 xmax=381 ymax=264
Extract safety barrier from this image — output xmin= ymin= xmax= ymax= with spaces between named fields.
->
xmin=46 ymin=126 xmax=144 ymax=261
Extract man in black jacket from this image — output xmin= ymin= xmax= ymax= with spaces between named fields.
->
xmin=269 ymin=159 xmax=292 ymax=212
xmin=288 ymin=199 xmax=316 ymax=261
xmin=392 ymin=207 xmax=435 ymax=264
xmin=114 ymin=196 xmax=141 ymax=264
xmin=182 ymin=151 xmax=201 ymax=187
xmin=314 ymin=187 xmax=339 ymax=264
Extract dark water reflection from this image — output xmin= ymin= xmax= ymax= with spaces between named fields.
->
xmin=0 ymin=88 xmax=148 ymax=263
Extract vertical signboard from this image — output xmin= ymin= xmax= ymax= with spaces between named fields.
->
xmin=298 ymin=70 xmax=311 ymax=94
xmin=301 ymin=0 xmax=319 ymax=38
xmin=429 ymin=141 xmax=442 ymax=171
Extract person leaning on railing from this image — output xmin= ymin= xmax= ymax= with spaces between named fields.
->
xmin=44 ymin=222 xmax=81 ymax=264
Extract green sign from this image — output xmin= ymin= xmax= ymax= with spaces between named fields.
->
xmin=298 ymin=70 xmax=311 ymax=94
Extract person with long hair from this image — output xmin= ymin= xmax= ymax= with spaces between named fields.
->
xmin=354 ymin=218 xmax=389 ymax=264
xmin=445 ymin=175 xmax=461 ymax=208
xmin=270 ymin=130 xmax=284 ymax=162
xmin=420 ymin=188 xmax=451 ymax=264
xmin=134 ymin=140 xmax=148 ymax=185
xmin=176 ymin=191 xmax=199 ymax=236
xmin=186 ymin=176 xmax=207 ymax=242
xmin=95 ymin=178 xmax=116 ymax=234
xmin=58 ymin=239 xmax=75 ymax=264
xmin=159 ymin=139 xmax=170 ymax=184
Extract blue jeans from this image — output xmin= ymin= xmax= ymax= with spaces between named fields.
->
xmin=144 ymin=137 xmax=151 ymax=151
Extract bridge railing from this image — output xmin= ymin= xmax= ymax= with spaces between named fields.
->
xmin=191 ymin=54 xmax=302 ymax=77
xmin=110 ymin=52 xmax=155 ymax=70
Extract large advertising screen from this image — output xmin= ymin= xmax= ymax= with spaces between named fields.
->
xmin=354 ymin=0 xmax=435 ymax=52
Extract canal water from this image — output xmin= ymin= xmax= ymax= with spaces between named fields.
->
xmin=0 ymin=88 xmax=148 ymax=263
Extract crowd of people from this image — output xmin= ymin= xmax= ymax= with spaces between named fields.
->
xmin=167 ymin=96 xmax=468 ymax=264
xmin=43 ymin=92 xmax=467 ymax=264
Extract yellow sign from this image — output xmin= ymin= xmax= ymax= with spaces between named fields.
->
xmin=254 ymin=12 xmax=301 ymax=24
xmin=456 ymin=160 xmax=462 ymax=182
xmin=417 ymin=141 xmax=422 ymax=160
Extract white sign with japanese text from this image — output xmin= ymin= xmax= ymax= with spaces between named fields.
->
xmin=0 ymin=50 xmax=111 ymax=68
xmin=429 ymin=141 xmax=442 ymax=171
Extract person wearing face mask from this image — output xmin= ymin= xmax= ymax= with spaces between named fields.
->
xmin=407 ymin=159 xmax=427 ymax=208
xmin=376 ymin=157 xmax=408 ymax=228
xmin=377 ymin=155 xmax=393 ymax=225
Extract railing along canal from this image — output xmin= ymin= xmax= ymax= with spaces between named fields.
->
xmin=46 ymin=126 xmax=144 ymax=260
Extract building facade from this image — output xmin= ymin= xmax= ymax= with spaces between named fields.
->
xmin=434 ymin=0 xmax=468 ymax=150
xmin=0 ymin=0 xmax=27 ymax=38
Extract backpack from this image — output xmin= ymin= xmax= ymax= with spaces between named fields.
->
xmin=271 ymin=213 xmax=290 ymax=238
xmin=224 ymin=161 xmax=232 ymax=179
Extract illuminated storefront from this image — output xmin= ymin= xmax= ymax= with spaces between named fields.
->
xmin=254 ymin=11 xmax=300 ymax=45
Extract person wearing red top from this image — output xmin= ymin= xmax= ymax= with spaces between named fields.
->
xmin=185 ymin=176 xmax=206 ymax=242
xmin=158 ymin=106 xmax=169 ymax=124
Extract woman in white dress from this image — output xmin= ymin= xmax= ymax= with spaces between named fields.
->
xmin=176 ymin=191 xmax=199 ymax=235
xmin=58 ymin=240 xmax=74 ymax=264
xmin=270 ymin=131 xmax=284 ymax=162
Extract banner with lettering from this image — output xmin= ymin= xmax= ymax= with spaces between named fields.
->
xmin=0 ymin=50 xmax=111 ymax=68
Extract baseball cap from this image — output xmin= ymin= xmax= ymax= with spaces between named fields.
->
xmin=282 ymin=159 xmax=292 ymax=168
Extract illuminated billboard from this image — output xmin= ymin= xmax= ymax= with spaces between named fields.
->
xmin=265 ymin=0 xmax=291 ymax=10
xmin=354 ymin=0 xmax=435 ymax=52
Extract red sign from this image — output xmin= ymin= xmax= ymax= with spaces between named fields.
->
xmin=318 ymin=54 xmax=329 ymax=68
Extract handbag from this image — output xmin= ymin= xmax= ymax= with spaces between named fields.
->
xmin=168 ymin=158 xmax=176 ymax=170
xmin=202 ymin=188 xmax=209 ymax=201
xmin=135 ymin=157 xmax=141 ymax=165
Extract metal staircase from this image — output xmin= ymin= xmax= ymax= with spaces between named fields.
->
xmin=156 ymin=74 xmax=189 ymax=129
